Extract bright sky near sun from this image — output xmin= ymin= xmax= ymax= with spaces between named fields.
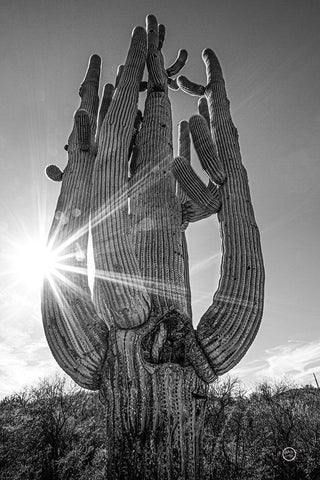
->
xmin=0 ymin=0 xmax=319 ymax=398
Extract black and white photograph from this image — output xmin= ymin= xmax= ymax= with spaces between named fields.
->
xmin=0 ymin=0 xmax=319 ymax=478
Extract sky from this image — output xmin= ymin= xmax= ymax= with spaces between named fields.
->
xmin=0 ymin=0 xmax=319 ymax=398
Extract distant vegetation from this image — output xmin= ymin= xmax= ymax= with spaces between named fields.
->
xmin=1 ymin=375 xmax=319 ymax=480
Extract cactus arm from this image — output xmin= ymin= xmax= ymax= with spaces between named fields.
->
xmin=75 ymin=109 xmax=91 ymax=151
xmin=166 ymin=49 xmax=188 ymax=77
xmin=174 ymin=120 xmax=221 ymax=229
xmin=41 ymin=55 xmax=109 ymax=390
xmin=115 ymin=64 xmax=124 ymax=88
xmin=189 ymin=115 xmax=226 ymax=185
xmin=90 ymin=26 xmax=151 ymax=329
xmin=128 ymin=15 xmax=190 ymax=318
xmin=181 ymin=200 xmax=216 ymax=225
xmin=177 ymin=75 xmax=205 ymax=96
xmin=168 ymin=77 xmax=179 ymax=90
xmin=146 ymin=15 xmax=167 ymax=92
xmin=177 ymin=49 xmax=265 ymax=376
xmin=178 ymin=121 xmax=190 ymax=165
xmin=158 ymin=23 xmax=165 ymax=49
xmin=197 ymin=96 xmax=210 ymax=128
xmin=172 ymin=156 xmax=221 ymax=212
xmin=96 ymin=83 xmax=114 ymax=140
xmin=45 ymin=164 xmax=63 ymax=182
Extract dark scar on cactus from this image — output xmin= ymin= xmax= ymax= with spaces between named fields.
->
xmin=141 ymin=310 xmax=193 ymax=366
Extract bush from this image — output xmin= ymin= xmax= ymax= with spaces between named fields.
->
xmin=1 ymin=375 xmax=319 ymax=479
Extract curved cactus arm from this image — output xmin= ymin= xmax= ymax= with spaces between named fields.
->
xmin=181 ymin=200 xmax=216 ymax=226
xmin=174 ymin=119 xmax=221 ymax=229
xmin=179 ymin=49 xmax=265 ymax=376
xmin=41 ymin=55 xmax=109 ymax=390
xmin=166 ymin=49 xmax=188 ymax=77
xmin=175 ymin=116 xmax=220 ymax=326
xmin=129 ymin=14 xmax=190 ymax=318
xmin=91 ymin=26 xmax=151 ymax=329
xmin=177 ymin=75 xmax=205 ymax=96
xmin=167 ymin=77 xmax=179 ymax=91
xmin=172 ymin=156 xmax=221 ymax=212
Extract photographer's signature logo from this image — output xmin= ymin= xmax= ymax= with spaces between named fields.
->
xmin=282 ymin=447 xmax=297 ymax=462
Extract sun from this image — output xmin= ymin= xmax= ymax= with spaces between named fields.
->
xmin=10 ymin=239 xmax=59 ymax=289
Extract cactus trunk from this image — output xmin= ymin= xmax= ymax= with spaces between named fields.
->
xmin=101 ymin=324 xmax=208 ymax=480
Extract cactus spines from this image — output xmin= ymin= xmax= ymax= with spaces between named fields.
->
xmin=129 ymin=15 xmax=190 ymax=318
xmin=172 ymin=156 xmax=221 ymax=212
xmin=90 ymin=26 xmax=151 ymax=329
xmin=74 ymin=109 xmax=91 ymax=151
xmin=177 ymin=75 xmax=206 ymax=96
xmin=178 ymin=120 xmax=190 ymax=161
xmin=189 ymin=115 xmax=225 ymax=184
xmin=166 ymin=49 xmax=188 ymax=77
xmin=176 ymin=119 xmax=220 ymax=227
xmin=42 ymin=54 xmax=109 ymax=390
xmin=176 ymin=121 xmax=190 ymax=201
xmin=158 ymin=23 xmax=165 ymax=49
xmin=115 ymin=64 xmax=124 ymax=88
xmin=197 ymin=96 xmax=210 ymax=128
xmin=175 ymin=49 xmax=265 ymax=376
xmin=96 ymin=83 xmax=114 ymax=139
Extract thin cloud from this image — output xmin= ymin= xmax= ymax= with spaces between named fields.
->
xmin=261 ymin=340 xmax=320 ymax=380
xmin=232 ymin=340 xmax=320 ymax=387
xmin=0 ymin=341 xmax=58 ymax=398
xmin=0 ymin=313 xmax=58 ymax=399
xmin=190 ymin=252 xmax=221 ymax=275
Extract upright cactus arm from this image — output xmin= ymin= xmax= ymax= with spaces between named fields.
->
xmin=41 ymin=56 xmax=109 ymax=390
xmin=129 ymin=15 xmax=190 ymax=318
xmin=175 ymin=120 xmax=221 ymax=231
xmin=90 ymin=26 xmax=152 ymax=329
xmin=175 ymin=49 xmax=265 ymax=376
xmin=138 ymin=24 xmax=187 ymax=93
xmin=96 ymin=83 xmax=114 ymax=141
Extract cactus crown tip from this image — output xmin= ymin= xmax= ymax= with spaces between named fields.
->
xmin=189 ymin=114 xmax=201 ymax=123
xmin=74 ymin=108 xmax=89 ymax=119
xmin=90 ymin=54 xmax=101 ymax=64
xmin=146 ymin=13 xmax=156 ymax=21
xmin=202 ymin=47 xmax=212 ymax=57
xmin=132 ymin=25 xmax=145 ymax=36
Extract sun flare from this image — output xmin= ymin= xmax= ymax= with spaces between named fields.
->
xmin=10 ymin=240 xmax=59 ymax=289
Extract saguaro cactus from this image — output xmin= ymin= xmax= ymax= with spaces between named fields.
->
xmin=42 ymin=15 xmax=264 ymax=480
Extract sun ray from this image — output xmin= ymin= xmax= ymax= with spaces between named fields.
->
xmin=93 ymin=267 xmax=188 ymax=300
xmin=2 ymin=151 xmax=182 ymax=318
